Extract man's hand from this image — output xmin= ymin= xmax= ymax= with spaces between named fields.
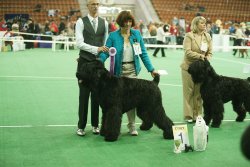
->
xmin=98 ymin=46 xmax=109 ymax=53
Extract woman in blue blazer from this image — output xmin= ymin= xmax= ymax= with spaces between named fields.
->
xmin=99 ymin=11 xmax=158 ymax=136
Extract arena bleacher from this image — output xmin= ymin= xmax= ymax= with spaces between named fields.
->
xmin=151 ymin=0 xmax=250 ymax=23
xmin=0 ymin=0 xmax=80 ymax=23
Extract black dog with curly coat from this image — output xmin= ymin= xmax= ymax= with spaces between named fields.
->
xmin=241 ymin=125 xmax=250 ymax=160
xmin=188 ymin=59 xmax=250 ymax=127
xmin=76 ymin=60 xmax=174 ymax=142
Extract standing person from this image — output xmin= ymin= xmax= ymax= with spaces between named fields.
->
xmin=0 ymin=17 xmax=8 ymax=31
xmin=232 ymin=23 xmax=246 ymax=56
xmin=180 ymin=16 xmax=212 ymax=123
xmin=176 ymin=23 xmax=185 ymax=45
xmin=99 ymin=11 xmax=158 ymax=136
xmin=169 ymin=23 xmax=178 ymax=45
xmin=152 ymin=22 xmax=166 ymax=57
xmin=75 ymin=0 xmax=109 ymax=136
xmin=49 ymin=20 xmax=59 ymax=35
xmin=25 ymin=19 xmax=36 ymax=49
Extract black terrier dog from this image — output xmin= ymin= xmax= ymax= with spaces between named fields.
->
xmin=241 ymin=125 xmax=250 ymax=160
xmin=188 ymin=59 xmax=250 ymax=127
xmin=76 ymin=60 xmax=174 ymax=142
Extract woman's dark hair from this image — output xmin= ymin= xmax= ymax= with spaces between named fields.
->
xmin=116 ymin=11 xmax=135 ymax=27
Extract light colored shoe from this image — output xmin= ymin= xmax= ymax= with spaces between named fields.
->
xmin=129 ymin=128 xmax=138 ymax=136
xmin=92 ymin=127 xmax=100 ymax=135
xmin=76 ymin=129 xmax=86 ymax=136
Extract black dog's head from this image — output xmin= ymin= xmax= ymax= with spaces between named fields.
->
xmin=188 ymin=59 xmax=216 ymax=83
xmin=76 ymin=60 xmax=108 ymax=89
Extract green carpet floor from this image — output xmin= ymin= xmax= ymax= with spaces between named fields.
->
xmin=0 ymin=48 xmax=249 ymax=167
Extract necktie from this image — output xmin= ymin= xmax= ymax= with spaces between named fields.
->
xmin=92 ymin=19 xmax=97 ymax=33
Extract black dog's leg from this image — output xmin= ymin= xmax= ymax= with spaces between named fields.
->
xmin=104 ymin=107 xmax=122 ymax=142
xmin=211 ymin=101 xmax=224 ymax=128
xmin=232 ymin=99 xmax=246 ymax=122
xmin=100 ymin=110 xmax=106 ymax=137
xmin=203 ymin=102 xmax=212 ymax=126
xmin=151 ymin=106 xmax=174 ymax=139
xmin=243 ymin=96 xmax=250 ymax=114
xmin=137 ymin=107 xmax=153 ymax=130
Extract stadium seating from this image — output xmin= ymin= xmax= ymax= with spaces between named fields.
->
xmin=1 ymin=0 xmax=249 ymax=26
xmin=0 ymin=0 xmax=80 ymax=23
xmin=151 ymin=0 xmax=250 ymax=23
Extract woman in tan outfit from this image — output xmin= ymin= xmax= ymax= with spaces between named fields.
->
xmin=180 ymin=16 xmax=212 ymax=123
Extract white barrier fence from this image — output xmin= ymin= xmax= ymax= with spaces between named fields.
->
xmin=0 ymin=31 xmax=250 ymax=52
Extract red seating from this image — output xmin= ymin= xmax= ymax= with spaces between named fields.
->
xmin=151 ymin=0 xmax=250 ymax=23
xmin=0 ymin=0 xmax=80 ymax=23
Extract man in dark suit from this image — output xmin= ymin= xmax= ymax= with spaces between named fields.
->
xmin=75 ymin=0 xmax=109 ymax=136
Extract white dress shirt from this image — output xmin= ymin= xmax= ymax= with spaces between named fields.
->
xmin=75 ymin=14 xmax=109 ymax=55
xmin=156 ymin=26 xmax=168 ymax=43
xmin=235 ymin=28 xmax=245 ymax=39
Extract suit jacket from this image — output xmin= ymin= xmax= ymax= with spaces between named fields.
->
xmin=99 ymin=28 xmax=154 ymax=76
xmin=180 ymin=31 xmax=212 ymax=70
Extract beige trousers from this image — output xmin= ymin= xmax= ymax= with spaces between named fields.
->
xmin=121 ymin=63 xmax=137 ymax=130
xmin=181 ymin=69 xmax=203 ymax=120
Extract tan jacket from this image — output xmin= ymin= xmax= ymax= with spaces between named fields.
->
xmin=180 ymin=31 xmax=212 ymax=70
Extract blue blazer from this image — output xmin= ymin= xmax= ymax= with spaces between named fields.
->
xmin=99 ymin=28 xmax=154 ymax=76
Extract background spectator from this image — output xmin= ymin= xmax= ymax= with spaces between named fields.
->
xmin=0 ymin=17 xmax=8 ymax=31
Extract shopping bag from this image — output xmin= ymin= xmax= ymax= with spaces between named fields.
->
xmin=193 ymin=116 xmax=209 ymax=151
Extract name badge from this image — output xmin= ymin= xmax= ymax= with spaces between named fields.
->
xmin=133 ymin=43 xmax=142 ymax=55
xmin=200 ymin=42 xmax=208 ymax=52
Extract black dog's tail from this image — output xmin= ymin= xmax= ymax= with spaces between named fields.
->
xmin=153 ymin=73 xmax=160 ymax=85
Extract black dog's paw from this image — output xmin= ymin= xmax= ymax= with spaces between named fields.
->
xmin=163 ymin=131 xmax=174 ymax=139
xmin=236 ymin=117 xmax=245 ymax=122
xmin=100 ymin=129 xmax=105 ymax=137
xmin=211 ymin=123 xmax=220 ymax=128
xmin=139 ymin=123 xmax=153 ymax=131
xmin=104 ymin=136 xmax=118 ymax=142
xmin=203 ymin=118 xmax=211 ymax=126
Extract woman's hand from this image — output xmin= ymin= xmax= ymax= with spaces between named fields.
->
xmin=206 ymin=55 xmax=212 ymax=61
xmin=200 ymin=54 xmax=205 ymax=60
xmin=151 ymin=70 xmax=159 ymax=78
